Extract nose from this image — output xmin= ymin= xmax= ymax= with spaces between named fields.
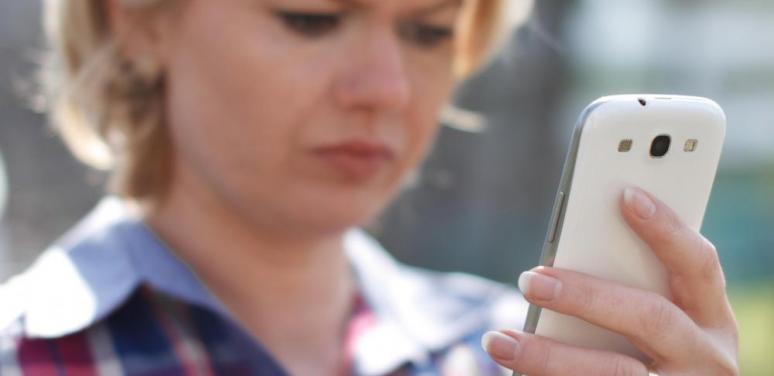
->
xmin=334 ymin=28 xmax=411 ymax=113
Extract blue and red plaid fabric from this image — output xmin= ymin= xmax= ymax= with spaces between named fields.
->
xmin=1 ymin=288 xmax=383 ymax=375
xmin=0 ymin=198 xmax=526 ymax=375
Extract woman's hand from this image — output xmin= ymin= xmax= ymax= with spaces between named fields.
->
xmin=482 ymin=188 xmax=739 ymax=375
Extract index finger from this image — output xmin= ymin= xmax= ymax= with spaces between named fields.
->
xmin=621 ymin=187 xmax=734 ymax=328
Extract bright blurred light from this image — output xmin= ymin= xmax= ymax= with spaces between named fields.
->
xmin=0 ymin=148 xmax=6 ymax=274
xmin=0 ymin=149 xmax=6 ymax=219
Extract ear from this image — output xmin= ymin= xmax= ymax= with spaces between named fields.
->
xmin=104 ymin=0 xmax=171 ymax=67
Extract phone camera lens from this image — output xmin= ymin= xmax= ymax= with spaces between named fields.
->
xmin=650 ymin=135 xmax=671 ymax=158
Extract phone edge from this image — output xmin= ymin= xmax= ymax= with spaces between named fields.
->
xmin=512 ymin=98 xmax=607 ymax=376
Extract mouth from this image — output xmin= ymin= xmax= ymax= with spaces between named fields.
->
xmin=311 ymin=140 xmax=397 ymax=181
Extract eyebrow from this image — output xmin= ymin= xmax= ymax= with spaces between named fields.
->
xmin=330 ymin=0 xmax=464 ymax=16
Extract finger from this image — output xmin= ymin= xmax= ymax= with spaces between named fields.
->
xmin=620 ymin=187 xmax=734 ymax=327
xmin=481 ymin=330 xmax=649 ymax=376
xmin=519 ymin=267 xmax=707 ymax=363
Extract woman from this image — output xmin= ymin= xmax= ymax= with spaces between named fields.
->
xmin=0 ymin=0 xmax=738 ymax=375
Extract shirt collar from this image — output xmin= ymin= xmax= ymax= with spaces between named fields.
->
xmin=10 ymin=197 xmax=525 ymax=375
xmin=11 ymin=197 xmax=222 ymax=338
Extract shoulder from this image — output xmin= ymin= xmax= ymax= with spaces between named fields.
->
xmin=0 ymin=275 xmax=27 ymax=334
xmin=0 ymin=274 xmax=94 ymax=374
xmin=346 ymin=231 xmax=527 ymax=375
xmin=346 ymin=230 xmax=527 ymax=349
xmin=400 ymin=266 xmax=527 ymax=374
xmin=347 ymin=230 xmax=526 ymax=331
xmin=400 ymin=264 xmax=526 ymax=331
xmin=0 ymin=197 xmax=142 ymax=338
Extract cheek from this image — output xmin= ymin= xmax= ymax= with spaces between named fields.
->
xmin=402 ymin=63 xmax=454 ymax=164
xmin=162 ymin=4 xmax=329 ymax=186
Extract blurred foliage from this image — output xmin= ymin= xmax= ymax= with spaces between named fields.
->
xmin=729 ymin=282 xmax=774 ymax=375
xmin=708 ymin=167 xmax=774 ymax=375
xmin=704 ymin=168 xmax=774 ymax=284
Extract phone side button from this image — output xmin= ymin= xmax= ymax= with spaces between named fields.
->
xmin=547 ymin=191 xmax=566 ymax=243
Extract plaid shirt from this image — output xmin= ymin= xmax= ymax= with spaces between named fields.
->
xmin=0 ymin=198 xmax=526 ymax=375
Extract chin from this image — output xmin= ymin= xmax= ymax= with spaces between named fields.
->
xmin=226 ymin=169 xmax=403 ymax=238
xmin=280 ymin=185 xmax=395 ymax=235
xmin=315 ymin=196 xmax=388 ymax=230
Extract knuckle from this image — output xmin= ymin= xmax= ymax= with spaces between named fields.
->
xmin=697 ymin=238 xmax=723 ymax=282
xmin=716 ymin=361 xmax=740 ymax=376
xmin=709 ymin=355 xmax=739 ymax=376
xmin=637 ymin=297 xmax=676 ymax=341
xmin=521 ymin=335 xmax=554 ymax=373
xmin=649 ymin=210 xmax=689 ymax=251
xmin=576 ymin=282 xmax=600 ymax=313
xmin=729 ymin=322 xmax=740 ymax=348
xmin=701 ymin=236 xmax=719 ymax=255
xmin=722 ymin=364 xmax=740 ymax=376
xmin=708 ymin=344 xmax=740 ymax=376
xmin=537 ymin=338 xmax=554 ymax=372
xmin=608 ymin=356 xmax=641 ymax=376
xmin=659 ymin=209 xmax=685 ymax=240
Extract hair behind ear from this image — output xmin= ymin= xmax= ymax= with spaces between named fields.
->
xmin=454 ymin=0 xmax=532 ymax=78
xmin=43 ymin=0 xmax=173 ymax=204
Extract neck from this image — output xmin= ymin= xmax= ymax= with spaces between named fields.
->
xmin=144 ymin=165 xmax=355 ymax=375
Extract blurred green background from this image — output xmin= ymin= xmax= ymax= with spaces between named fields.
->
xmin=1 ymin=0 xmax=772 ymax=374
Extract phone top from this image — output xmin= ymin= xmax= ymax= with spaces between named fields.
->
xmin=580 ymin=94 xmax=726 ymax=133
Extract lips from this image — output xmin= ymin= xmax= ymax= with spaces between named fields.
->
xmin=311 ymin=140 xmax=396 ymax=180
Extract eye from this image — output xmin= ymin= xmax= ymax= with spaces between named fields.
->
xmin=399 ymin=23 xmax=455 ymax=49
xmin=275 ymin=11 xmax=342 ymax=37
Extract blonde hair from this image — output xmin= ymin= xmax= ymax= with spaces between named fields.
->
xmin=43 ymin=0 xmax=529 ymax=203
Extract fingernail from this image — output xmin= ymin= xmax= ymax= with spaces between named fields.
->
xmin=518 ymin=271 xmax=561 ymax=301
xmin=624 ymin=187 xmax=656 ymax=220
xmin=481 ymin=331 xmax=520 ymax=361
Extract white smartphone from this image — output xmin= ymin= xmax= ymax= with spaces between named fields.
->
xmin=521 ymin=95 xmax=726 ymax=362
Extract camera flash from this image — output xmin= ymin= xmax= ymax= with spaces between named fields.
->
xmin=618 ymin=139 xmax=633 ymax=152
xmin=684 ymin=139 xmax=698 ymax=152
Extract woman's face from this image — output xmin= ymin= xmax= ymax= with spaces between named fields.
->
xmin=157 ymin=0 xmax=461 ymax=234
